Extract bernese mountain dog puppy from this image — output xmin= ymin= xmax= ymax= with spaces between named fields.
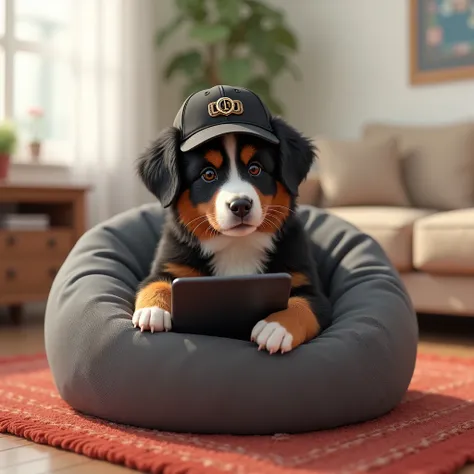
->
xmin=132 ymin=85 xmax=331 ymax=354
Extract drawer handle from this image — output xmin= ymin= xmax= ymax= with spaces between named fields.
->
xmin=49 ymin=267 xmax=58 ymax=278
xmin=47 ymin=238 xmax=57 ymax=248
xmin=6 ymin=235 xmax=16 ymax=246
xmin=5 ymin=268 xmax=16 ymax=280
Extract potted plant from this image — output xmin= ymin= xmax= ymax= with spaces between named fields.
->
xmin=155 ymin=0 xmax=301 ymax=115
xmin=0 ymin=120 xmax=18 ymax=180
xmin=28 ymin=106 xmax=44 ymax=161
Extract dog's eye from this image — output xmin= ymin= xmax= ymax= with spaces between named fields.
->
xmin=201 ymin=167 xmax=218 ymax=183
xmin=248 ymin=163 xmax=262 ymax=177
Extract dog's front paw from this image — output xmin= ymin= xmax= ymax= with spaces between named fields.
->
xmin=251 ymin=297 xmax=321 ymax=354
xmin=132 ymin=306 xmax=172 ymax=333
xmin=251 ymin=320 xmax=294 ymax=354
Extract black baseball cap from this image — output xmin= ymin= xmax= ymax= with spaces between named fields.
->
xmin=173 ymin=85 xmax=280 ymax=152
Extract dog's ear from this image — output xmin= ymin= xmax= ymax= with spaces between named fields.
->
xmin=137 ymin=127 xmax=181 ymax=208
xmin=271 ymin=117 xmax=316 ymax=196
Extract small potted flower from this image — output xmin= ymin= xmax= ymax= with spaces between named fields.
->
xmin=28 ymin=106 xmax=44 ymax=161
xmin=0 ymin=120 xmax=17 ymax=179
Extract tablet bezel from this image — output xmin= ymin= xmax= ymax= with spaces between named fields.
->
xmin=171 ymin=273 xmax=291 ymax=339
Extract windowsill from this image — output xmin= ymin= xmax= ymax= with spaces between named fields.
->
xmin=8 ymin=160 xmax=74 ymax=186
xmin=11 ymin=161 xmax=71 ymax=170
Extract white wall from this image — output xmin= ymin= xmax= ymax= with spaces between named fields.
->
xmin=274 ymin=0 xmax=474 ymax=139
xmin=156 ymin=0 xmax=474 ymax=140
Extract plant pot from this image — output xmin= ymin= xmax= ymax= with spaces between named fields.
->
xmin=0 ymin=153 xmax=10 ymax=179
xmin=29 ymin=141 xmax=41 ymax=162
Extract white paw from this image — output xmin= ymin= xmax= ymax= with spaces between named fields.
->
xmin=251 ymin=320 xmax=293 ymax=354
xmin=132 ymin=307 xmax=172 ymax=333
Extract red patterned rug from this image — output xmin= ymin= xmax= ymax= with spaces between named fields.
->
xmin=1 ymin=353 xmax=474 ymax=474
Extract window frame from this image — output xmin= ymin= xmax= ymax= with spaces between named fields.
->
xmin=0 ymin=0 xmax=76 ymax=162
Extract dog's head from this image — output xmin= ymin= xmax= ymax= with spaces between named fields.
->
xmin=138 ymin=120 xmax=314 ymax=240
xmin=137 ymin=86 xmax=315 ymax=241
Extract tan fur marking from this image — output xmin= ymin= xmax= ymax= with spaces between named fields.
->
xmin=164 ymin=263 xmax=203 ymax=279
xmin=257 ymin=182 xmax=291 ymax=233
xmin=176 ymin=190 xmax=220 ymax=241
xmin=291 ymin=272 xmax=310 ymax=288
xmin=265 ymin=296 xmax=320 ymax=349
xmin=240 ymin=145 xmax=257 ymax=165
xmin=205 ymin=150 xmax=223 ymax=169
xmin=135 ymin=281 xmax=171 ymax=312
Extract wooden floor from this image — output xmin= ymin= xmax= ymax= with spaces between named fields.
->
xmin=0 ymin=311 xmax=474 ymax=473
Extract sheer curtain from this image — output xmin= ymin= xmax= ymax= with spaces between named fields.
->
xmin=71 ymin=0 xmax=159 ymax=227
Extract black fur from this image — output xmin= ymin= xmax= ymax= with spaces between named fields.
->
xmin=270 ymin=117 xmax=316 ymax=196
xmin=137 ymin=127 xmax=181 ymax=208
xmin=136 ymin=118 xmax=332 ymax=338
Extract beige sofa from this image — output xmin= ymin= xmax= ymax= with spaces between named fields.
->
xmin=298 ymin=121 xmax=474 ymax=317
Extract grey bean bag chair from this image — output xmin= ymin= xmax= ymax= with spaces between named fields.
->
xmin=44 ymin=204 xmax=418 ymax=435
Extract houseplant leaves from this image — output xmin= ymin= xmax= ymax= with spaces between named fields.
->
xmin=156 ymin=0 xmax=300 ymax=115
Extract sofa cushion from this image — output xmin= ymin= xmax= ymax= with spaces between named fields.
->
xmin=402 ymin=273 xmax=474 ymax=316
xmin=315 ymin=137 xmax=410 ymax=208
xmin=363 ymin=122 xmax=474 ymax=210
xmin=413 ymin=209 xmax=474 ymax=275
xmin=298 ymin=171 xmax=321 ymax=207
xmin=328 ymin=207 xmax=435 ymax=272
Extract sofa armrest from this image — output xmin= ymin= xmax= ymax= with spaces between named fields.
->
xmin=298 ymin=171 xmax=322 ymax=207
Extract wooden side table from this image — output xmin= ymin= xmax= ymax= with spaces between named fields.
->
xmin=0 ymin=182 xmax=89 ymax=324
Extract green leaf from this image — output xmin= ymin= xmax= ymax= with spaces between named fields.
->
xmin=176 ymin=0 xmax=198 ymax=9
xmin=164 ymin=50 xmax=203 ymax=80
xmin=190 ymin=24 xmax=230 ymax=44
xmin=244 ymin=0 xmax=283 ymax=22
xmin=215 ymin=0 xmax=240 ymax=24
xmin=0 ymin=120 xmax=17 ymax=155
xmin=264 ymin=51 xmax=286 ymax=75
xmin=246 ymin=26 xmax=271 ymax=56
xmin=227 ymin=23 xmax=246 ymax=51
xmin=155 ymin=14 xmax=185 ymax=47
xmin=269 ymin=25 xmax=298 ymax=51
xmin=246 ymin=76 xmax=270 ymax=93
xmin=176 ymin=0 xmax=207 ymax=21
xmin=218 ymin=57 xmax=252 ymax=85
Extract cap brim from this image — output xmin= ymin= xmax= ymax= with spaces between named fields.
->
xmin=180 ymin=123 xmax=279 ymax=152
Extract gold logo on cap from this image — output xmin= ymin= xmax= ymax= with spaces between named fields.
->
xmin=208 ymin=97 xmax=244 ymax=117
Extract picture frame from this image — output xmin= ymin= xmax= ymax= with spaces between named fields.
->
xmin=410 ymin=0 xmax=474 ymax=85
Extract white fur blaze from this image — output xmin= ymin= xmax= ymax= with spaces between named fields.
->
xmin=251 ymin=320 xmax=294 ymax=354
xmin=132 ymin=306 xmax=172 ymax=333
xmin=199 ymin=133 xmax=275 ymax=277
xmin=214 ymin=134 xmax=263 ymax=232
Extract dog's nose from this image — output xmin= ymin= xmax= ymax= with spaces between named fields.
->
xmin=228 ymin=198 xmax=252 ymax=218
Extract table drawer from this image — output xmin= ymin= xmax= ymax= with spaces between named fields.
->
xmin=0 ymin=259 xmax=63 ymax=295
xmin=0 ymin=230 xmax=73 ymax=258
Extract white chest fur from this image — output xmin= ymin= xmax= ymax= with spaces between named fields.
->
xmin=200 ymin=233 xmax=275 ymax=277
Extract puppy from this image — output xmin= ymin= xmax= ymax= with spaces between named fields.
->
xmin=132 ymin=87 xmax=331 ymax=353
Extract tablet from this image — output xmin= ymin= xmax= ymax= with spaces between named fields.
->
xmin=171 ymin=273 xmax=291 ymax=339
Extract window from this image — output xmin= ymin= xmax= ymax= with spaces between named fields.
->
xmin=0 ymin=0 xmax=75 ymax=163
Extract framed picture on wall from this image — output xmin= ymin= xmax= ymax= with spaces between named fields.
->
xmin=410 ymin=0 xmax=474 ymax=85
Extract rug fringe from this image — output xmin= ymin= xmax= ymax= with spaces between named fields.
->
xmin=0 ymin=417 xmax=208 ymax=474
xmin=379 ymin=428 xmax=474 ymax=474
xmin=3 ymin=414 xmax=474 ymax=474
